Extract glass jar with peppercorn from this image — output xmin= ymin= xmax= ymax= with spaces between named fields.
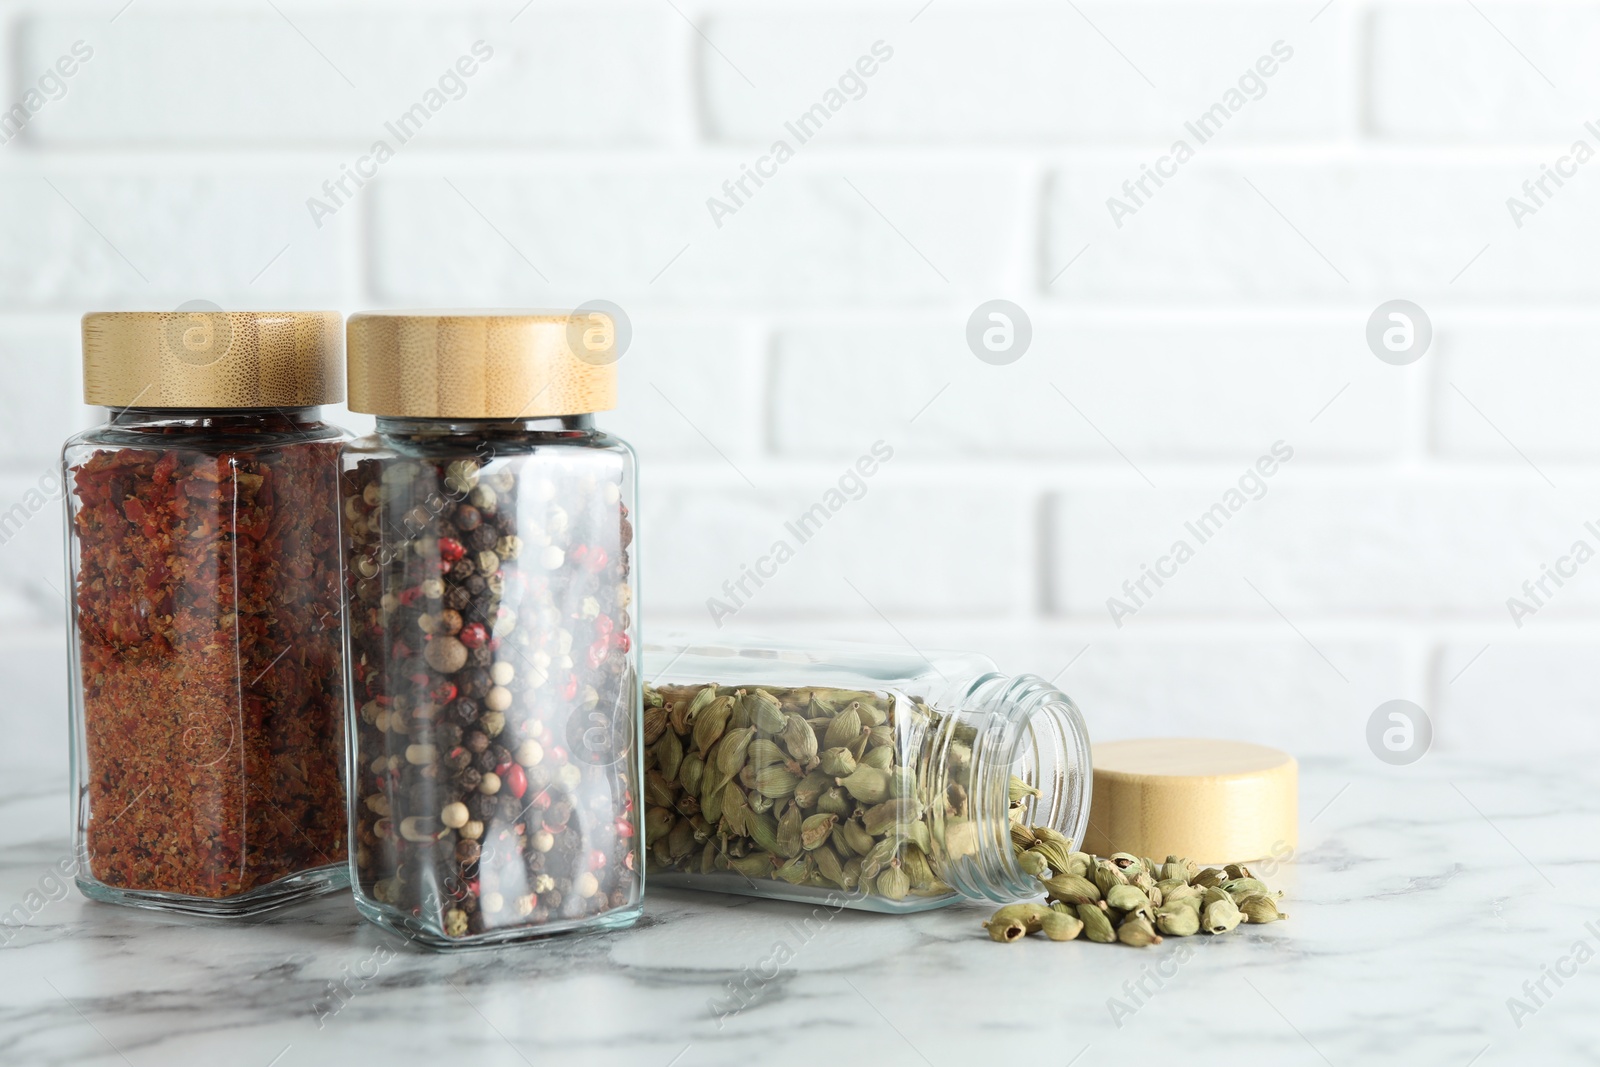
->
xmin=641 ymin=636 xmax=1092 ymax=913
xmin=64 ymin=310 xmax=351 ymax=915
xmin=340 ymin=310 xmax=641 ymax=948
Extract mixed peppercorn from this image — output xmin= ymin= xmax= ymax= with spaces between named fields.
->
xmin=343 ymin=445 xmax=640 ymax=941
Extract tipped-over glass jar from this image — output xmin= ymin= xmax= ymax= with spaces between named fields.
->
xmin=340 ymin=310 xmax=641 ymax=948
xmin=65 ymin=310 xmax=350 ymax=915
xmin=642 ymin=637 xmax=1092 ymax=913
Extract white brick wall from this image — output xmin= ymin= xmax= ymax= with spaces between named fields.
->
xmin=3 ymin=0 xmax=1596 ymax=769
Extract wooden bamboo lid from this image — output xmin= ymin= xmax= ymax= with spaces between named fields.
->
xmin=82 ymin=310 xmax=343 ymax=408
xmin=1083 ymin=739 xmax=1297 ymax=864
xmin=346 ymin=310 xmax=618 ymax=418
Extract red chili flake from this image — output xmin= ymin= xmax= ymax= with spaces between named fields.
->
xmin=593 ymin=614 xmax=614 ymax=638
xmin=588 ymin=850 xmax=607 ymax=870
xmin=397 ymin=586 xmax=424 ymax=607
xmin=587 ymin=639 xmax=608 ymax=669
xmin=614 ymin=818 xmax=634 ymax=838
xmin=613 ymin=632 xmax=631 ymax=653
xmin=505 ymin=763 xmax=527 ymax=799
xmin=458 ymin=623 xmax=488 ymax=649
xmin=529 ymin=790 xmax=551 ymax=810
xmin=561 ymin=675 xmax=578 ymax=700
xmin=438 ymin=537 xmax=465 ymax=561
xmin=431 ymin=681 xmax=458 ymax=704
xmin=70 ymin=437 xmax=347 ymax=900
xmin=583 ymin=547 xmax=609 ymax=573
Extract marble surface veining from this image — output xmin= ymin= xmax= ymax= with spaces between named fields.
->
xmin=0 ymin=755 xmax=1596 ymax=1067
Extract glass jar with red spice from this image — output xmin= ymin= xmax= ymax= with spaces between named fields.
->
xmin=341 ymin=311 xmax=641 ymax=948
xmin=65 ymin=310 xmax=352 ymax=915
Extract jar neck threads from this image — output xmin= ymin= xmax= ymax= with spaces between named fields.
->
xmin=924 ymin=673 xmax=1092 ymax=903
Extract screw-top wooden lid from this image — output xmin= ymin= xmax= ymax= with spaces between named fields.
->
xmin=346 ymin=310 xmax=618 ymax=419
xmin=1083 ymin=738 xmax=1298 ymax=864
xmin=82 ymin=310 xmax=344 ymax=408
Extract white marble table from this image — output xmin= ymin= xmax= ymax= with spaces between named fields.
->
xmin=1 ymin=754 xmax=1594 ymax=1067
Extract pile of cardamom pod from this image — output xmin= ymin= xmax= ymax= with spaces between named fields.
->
xmin=984 ymin=779 xmax=1287 ymax=946
xmin=640 ymin=683 xmax=958 ymax=902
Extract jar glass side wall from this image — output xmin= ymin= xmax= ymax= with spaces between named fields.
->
xmin=641 ymin=639 xmax=1092 ymax=914
xmin=65 ymin=410 xmax=350 ymax=914
xmin=341 ymin=420 xmax=642 ymax=947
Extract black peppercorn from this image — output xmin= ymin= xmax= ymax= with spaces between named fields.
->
xmin=457 ymin=768 xmax=482 ymax=792
xmin=455 ymin=840 xmax=481 ymax=864
xmin=494 ymin=512 xmax=517 ymax=536
xmin=473 ymin=749 xmax=498 ymax=773
xmin=468 ymin=793 xmax=497 ymax=821
xmin=465 ymin=575 xmax=488 ymax=596
xmin=470 ymin=645 xmax=493 ymax=667
xmin=469 ymin=526 xmax=498 ymax=551
xmin=454 ymin=505 xmax=482 ymax=531
xmin=437 ymin=722 xmax=463 ymax=748
xmin=458 ymin=668 xmax=492 ymax=699
xmin=445 ymin=586 xmax=471 ymax=611
xmin=448 ymin=556 xmax=476 ymax=581
xmin=464 ymin=728 xmax=489 ymax=754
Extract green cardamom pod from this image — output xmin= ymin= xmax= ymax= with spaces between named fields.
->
xmin=644 ymin=684 xmax=664 ymax=708
xmin=899 ymin=844 xmax=935 ymax=889
xmin=1065 ymin=852 xmax=1092 ymax=878
xmin=1093 ymin=861 xmax=1129 ymax=896
xmin=1159 ymin=861 xmax=1189 ymax=884
xmin=813 ymin=844 xmax=848 ymax=888
xmin=800 ymin=813 xmax=838 ymax=850
xmin=819 ymin=747 xmax=857 ymax=777
xmin=728 ymin=852 xmax=773 ymax=878
xmin=780 ymin=713 xmax=819 ymax=767
xmin=907 ymin=819 xmax=931 ymax=854
xmin=792 ymin=769 xmax=831 ymax=809
xmin=985 ymin=916 xmax=1030 ymax=943
xmin=643 ymin=770 xmax=676 ymax=809
xmin=1237 ymin=894 xmax=1287 ymax=923
xmin=1010 ymin=824 xmax=1038 ymax=852
xmin=642 ymin=705 xmax=668 ymax=746
xmin=860 ymin=746 xmax=894 ymax=770
xmin=1224 ymin=863 xmax=1253 ymax=880
xmin=876 ymin=865 xmax=910 ymax=901
xmin=1018 ymin=850 xmax=1049 ymax=877
xmin=773 ymin=858 xmax=809 ymax=884
xmin=1040 ymin=911 xmax=1084 ymax=942
xmin=754 ymin=765 xmax=800 ymax=799
xmin=747 ymin=738 xmax=787 ymax=769
xmin=1162 ymin=882 xmax=1199 ymax=905
xmin=860 ymin=837 xmax=897 ymax=881
xmin=1202 ymin=897 xmax=1243 ymax=934
xmin=644 ymin=806 xmax=674 ymax=842
xmin=1077 ymin=903 xmax=1117 ymax=944
xmin=1042 ymin=873 xmax=1100 ymax=905
xmin=1222 ymin=878 xmax=1273 ymax=903
xmin=1007 ymin=776 xmax=1042 ymax=805
xmin=855 ymin=700 xmax=888 ymax=728
xmin=1031 ymin=826 xmax=1072 ymax=850
xmin=748 ymin=688 xmax=787 ymax=734
xmin=1109 ymin=852 xmax=1141 ymax=871
xmin=1202 ymin=886 xmax=1231 ymax=907
xmin=1155 ymin=904 xmax=1200 ymax=936
xmin=1106 ymin=884 xmax=1149 ymax=913
xmin=988 ymin=902 xmax=1050 ymax=931
xmin=692 ymin=695 xmax=732 ymax=756
xmin=666 ymin=819 xmax=696 ymax=860
xmin=867 ymin=724 xmax=894 ymax=749
xmin=861 ymin=797 xmax=918 ymax=838
xmin=775 ymin=805 xmax=803 ymax=858
xmin=889 ymin=766 xmax=916 ymax=799
xmin=1117 ymin=914 xmax=1163 ymax=947
xmin=715 ymin=726 xmax=754 ymax=776
xmin=719 ymin=782 xmax=750 ymax=837
xmin=747 ymin=810 xmax=780 ymax=855
xmin=841 ymin=819 xmax=875 ymax=856
xmin=1192 ymin=867 xmax=1227 ymax=889
xmin=816 ymin=785 xmax=851 ymax=816
xmin=699 ymin=772 xmax=726 ymax=823
xmin=838 ymin=765 xmax=892 ymax=804
xmin=678 ymin=752 xmax=705 ymax=796
xmin=823 ymin=706 xmax=862 ymax=750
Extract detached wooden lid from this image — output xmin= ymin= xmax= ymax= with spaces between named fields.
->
xmin=346 ymin=310 xmax=618 ymax=418
xmin=1083 ymin=738 xmax=1297 ymax=864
